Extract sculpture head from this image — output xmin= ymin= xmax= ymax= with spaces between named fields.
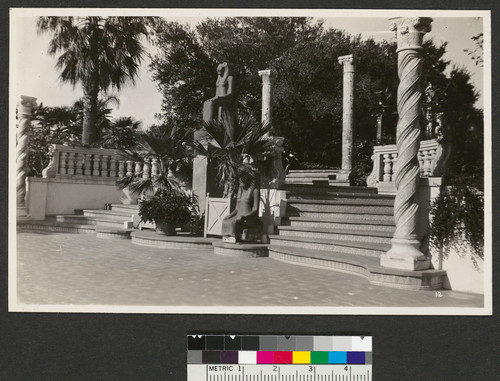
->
xmin=238 ymin=170 xmax=256 ymax=189
xmin=216 ymin=62 xmax=231 ymax=78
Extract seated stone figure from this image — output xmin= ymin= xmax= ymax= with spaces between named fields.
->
xmin=222 ymin=173 xmax=262 ymax=243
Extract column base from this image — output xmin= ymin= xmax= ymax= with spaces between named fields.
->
xmin=380 ymin=238 xmax=430 ymax=271
xmin=335 ymin=170 xmax=350 ymax=181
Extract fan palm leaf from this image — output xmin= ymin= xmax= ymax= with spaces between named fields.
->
xmin=37 ymin=16 xmax=151 ymax=145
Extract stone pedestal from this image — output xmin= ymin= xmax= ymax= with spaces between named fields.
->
xmin=17 ymin=95 xmax=37 ymax=207
xmin=338 ymin=55 xmax=355 ymax=178
xmin=380 ymin=17 xmax=433 ymax=271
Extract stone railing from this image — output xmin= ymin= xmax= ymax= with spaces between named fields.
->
xmin=367 ymin=138 xmax=449 ymax=193
xmin=42 ymin=144 xmax=159 ymax=181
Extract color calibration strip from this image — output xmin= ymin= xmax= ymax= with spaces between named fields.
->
xmin=187 ymin=335 xmax=372 ymax=381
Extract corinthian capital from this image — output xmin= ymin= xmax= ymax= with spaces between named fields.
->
xmin=17 ymin=95 xmax=37 ymax=116
xmin=338 ymin=54 xmax=355 ymax=73
xmin=390 ymin=17 xmax=433 ymax=52
xmin=258 ymin=69 xmax=272 ymax=85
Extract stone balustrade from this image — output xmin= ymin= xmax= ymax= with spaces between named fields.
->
xmin=367 ymin=138 xmax=445 ymax=193
xmin=41 ymin=144 xmax=160 ymax=181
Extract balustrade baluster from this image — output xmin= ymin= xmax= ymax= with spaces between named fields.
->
xmin=118 ymin=160 xmax=125 ymax=177
xmin=109 ymin=157 xmax=118 ymax=177
xmin=143 ymin=159 xmax=150 ymax=179
xmin=66 ymin=152 xmax=75 ymax=175
xmin=151 ymin=158 xmax=159 ymax=179
xmin=59 ymin=152 xmax=68 ymax=175
xmin=92 ymin=155 xmax=101 ymax=176
xmin=126 ymin=161 xmax=134 ymax=177
xmin=423 ymin=149 xmax=432 ymax=177
xmin=101 ymin=155 xmax=109 ymax=178
xmin=83 ymin=154 xmax=91 ymax=176
xmin=135 ymin=161 xmax=142 ymax=177
xmin=418 ymin=151 xmax=425 ymax=176
xmin=383 ymin=154 xmax=392 ymax=182
xmin=391 ymin=153 xmax=398 ymax=181
xmin=76 ymin=153 xmax=84 ymax=175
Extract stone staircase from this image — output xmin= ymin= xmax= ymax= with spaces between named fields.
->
xmin=18 ymin=204 xmax=139 ymax=238
xmin=285 ymin=169 xmax=349 ymax=186
xmin=268 ymin=183 xmax=446 ymax=290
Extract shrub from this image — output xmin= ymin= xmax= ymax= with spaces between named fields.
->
xmin=138 ymin=188 xmax=193 ymax=228
xmin=429 ymin=184 xmax=484 ymax=262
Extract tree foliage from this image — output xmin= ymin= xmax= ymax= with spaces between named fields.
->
xmin=27 ymin=98 xmax=142 ymax=177
xmin=150 ymin=17 xmax=480 ymax=172
xmin=37 ymin=16 xmax=152 ymax=145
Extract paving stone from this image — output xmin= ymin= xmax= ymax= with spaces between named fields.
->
xmin=15 ymin=231 xmax=484 ymax=308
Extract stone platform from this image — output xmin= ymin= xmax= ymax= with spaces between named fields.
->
xmin=212 ymin=241 xmax=269 ymax=257
xmin=96 ymin=228 xmax=134 ymax=240
xmin=269 ymin=245 xmax=446 ymax=291
xmin=131 ymin=230 xmax=217 ymax=249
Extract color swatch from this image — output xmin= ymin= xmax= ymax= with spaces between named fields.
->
xmin=187 ymin=335 xmax=372 ymax=365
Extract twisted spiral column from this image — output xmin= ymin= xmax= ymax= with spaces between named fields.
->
xmin=16 ymin=96 xmax=37 ymax=206
xmin=381 ymin=17 xmax=432 ymax=271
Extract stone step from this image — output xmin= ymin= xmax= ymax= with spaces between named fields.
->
xmin=53 ymin=214 xmax=96 ymax=224
xmin=285 ymin=216 xmax=395 ymax=231
xmin=277 ymin=226 xmax=393 ymax=244
xmin=131 ymin=230 xmax=218 ymax=249
xmin=93 ymin=218 xmax=132 ymax=228
xmin=287 ymin=196 xmax=395 ymax=206
xmin=285 ymin=175 xmax=336 ymax=181
xmin=283 ymin=183 xmax=378 ymax=195
xmin=17 ymin=220 xmax=96 ymax=234
xmin=286 ymin=203 xmax=393 ymax=215
xmin=268 ymin=234 xmax=389 ymax=257
xmin=96 ymin=227 xmax=134 ymax=240
xmin=268 ymin=245 xmax=446 ymax=290
xmin=287 ymin=170 xmax=339 ymax=173
xmin=82 ymin=210 xmax=136 ymax=221
xmin=285 ymin=178 xmax=346 ymax=184
xmin=109 ymin=204 xmax=140 ymax=213
xmin=287 ymin=211 xmax=396 ymax=222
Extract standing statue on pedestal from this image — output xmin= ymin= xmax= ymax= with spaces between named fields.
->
xmin=202 ymin=62 xmax=236 ymax=143
xmin=222 ymin=172 xmax=262 ymax=243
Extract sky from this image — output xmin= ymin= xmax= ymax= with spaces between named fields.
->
xmin=11 ymin=9 xmax=486 ymax=128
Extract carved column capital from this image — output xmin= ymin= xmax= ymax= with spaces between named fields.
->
xmin=389 ymin=17 xmax=433 ymax=52
xmin=338 ymin=54 xmax=355 ymax=73
xmin=258 ymin=69 xmax=272 ymax=85
xmin=17 ymin=95 xmax=37 ymax=116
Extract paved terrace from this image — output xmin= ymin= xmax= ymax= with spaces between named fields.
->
xmin=15 ymin=231 xmax=483 ymax=308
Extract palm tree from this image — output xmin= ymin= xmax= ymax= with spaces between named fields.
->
xmin=36 ymin=16 xmax=150 ymax=145
xmin=116 ymin=124 xmax=193 ymax=195
xmin=194 ymin=115 xmax=276 ymax=197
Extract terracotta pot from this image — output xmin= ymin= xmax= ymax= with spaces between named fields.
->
xmin=156 ymin=221 xmax=176 ymax=236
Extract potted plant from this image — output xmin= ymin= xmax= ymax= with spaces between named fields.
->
xmin=138 ymin=188 xmax=193 ymax=235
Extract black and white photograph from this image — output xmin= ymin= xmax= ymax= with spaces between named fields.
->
xmin=10 ymin=8 xmax=491 ymax=314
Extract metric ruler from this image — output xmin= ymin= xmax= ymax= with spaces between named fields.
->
xmin=187 ymin=335 xmax=372 ymax=381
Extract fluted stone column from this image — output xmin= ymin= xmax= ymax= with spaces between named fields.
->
xmin=381 ymin=17 xmax=433 ymax=271
xmin=17 ymin=95 xmax=37 ymax=206
xmin=259 ymin=70 xmax=272 ymax=124
xmin=338 ymin=55 xmax=355 ymax=177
